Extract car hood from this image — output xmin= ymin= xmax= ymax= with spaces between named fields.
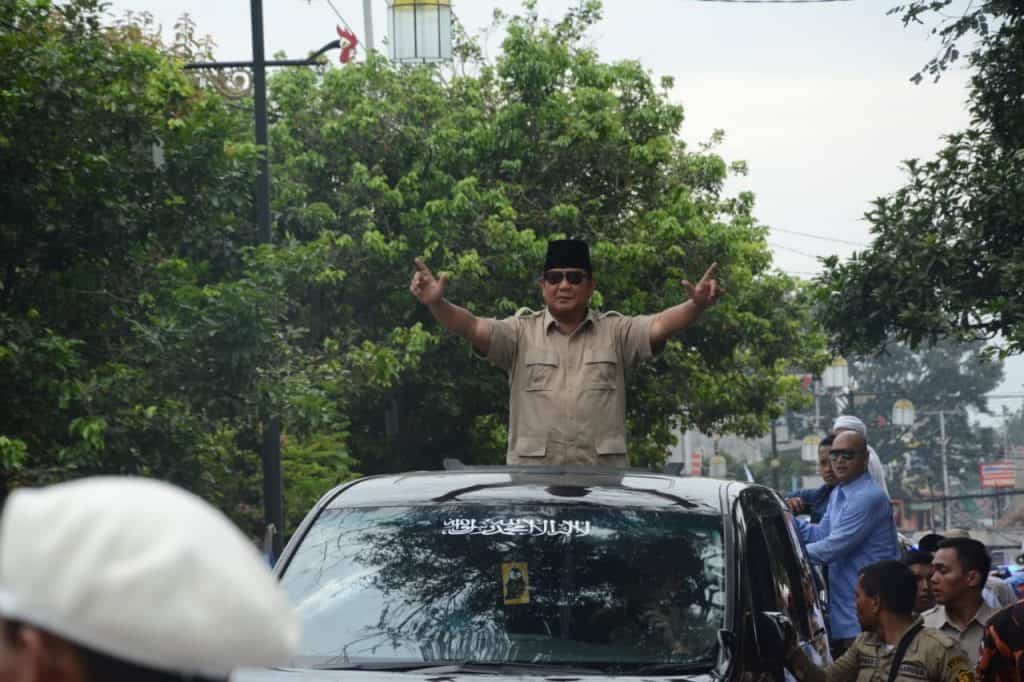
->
xmin=233 ymin=669 xmax=715 ymax=682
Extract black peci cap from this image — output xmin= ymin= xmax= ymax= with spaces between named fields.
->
xmin=544 ymin=239 xmax=592 ymax=273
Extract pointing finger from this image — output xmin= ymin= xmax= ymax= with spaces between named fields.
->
xmin=414 ymin=257 xmax=434 ymax=278
xmin=700 ymin=262 xmax=719 ymax=283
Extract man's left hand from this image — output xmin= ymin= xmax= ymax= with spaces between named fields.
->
xmin=682 ymin=263 xmax=724 ymax=309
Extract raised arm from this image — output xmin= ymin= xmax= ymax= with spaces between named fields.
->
xmin=648 ymin=263 xmax=724 ymax=350
xmin=410 ymin=258 xmax=493 ymax=355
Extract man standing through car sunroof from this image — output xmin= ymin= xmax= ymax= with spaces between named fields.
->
xmin=410 ymin=239 xmax=723 ymax=466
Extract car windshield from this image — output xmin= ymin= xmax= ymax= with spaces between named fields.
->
xmin=280 ymin=503 xmax=726 ymax=670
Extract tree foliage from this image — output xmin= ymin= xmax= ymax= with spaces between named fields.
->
xmin=848 ymin=341 xmax=1002 ymax=498
xmin=1 ymin=0 xmax=827 ymax=531
xmin=821 ymin=1 xmax=1024 ymax=356
xmin=267 ymin=0 xmax=829 ymax=472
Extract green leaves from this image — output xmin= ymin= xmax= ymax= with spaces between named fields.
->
xmin=3 ymin=0 xmax=828 ymax=529
xmin=823 ymin=1 xmax=1024 ymax=356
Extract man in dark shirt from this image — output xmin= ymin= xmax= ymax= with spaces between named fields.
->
xmin=787 ymin=434 xmax=837 ymax=523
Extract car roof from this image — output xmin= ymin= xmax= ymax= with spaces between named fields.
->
xmin=323 ymin=466 xmax=745 ymax=514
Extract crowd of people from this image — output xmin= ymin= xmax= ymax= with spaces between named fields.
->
xmin=784 ymin=414 xmax=1024 ymax=682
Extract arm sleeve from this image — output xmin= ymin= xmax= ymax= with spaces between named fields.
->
xmin=615 ymin=314 xmax=656 ymax=367
xmin=484 ymin=316 xmax=520 ymax=372
xmin=787 ymin=639 xmax=860 ymax=682
xmin=993 ymin=580 xmax=1017 ymax=608
xmin=937 ymin=646 xmax=975 ymax=682
xmin=795 ymin=502 xmax=831 ymax=546
xmin=806 ymin=489 xmax=887 ymax=564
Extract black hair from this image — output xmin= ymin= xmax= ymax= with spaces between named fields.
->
xmin=819 ymin=434 xmax=835 ymax=448
xmin=917 ymin=533 xmax=945 ymax=554
xmin=76 ymin=643 xmax=227 ymax=682
xmin=858 ymin=560 xmax=916 ymax=616
xmin=937 ymin=537 xmax=992 ymax=589
xmin=902 ymin=549 xmax=934 ymax=567
xmin=2 ymin=620 xmax=225 ymax=682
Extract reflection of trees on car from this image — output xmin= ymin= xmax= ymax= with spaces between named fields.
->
xmin=282 ymin=503 xmax=724 ymax=665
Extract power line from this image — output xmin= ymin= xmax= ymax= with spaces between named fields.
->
xmin=767 ymin=241 xmax=827 ymax=260
xmin=769 ymin=226 xmax=869 ymax=248
xmin=323 ymin=0 xmax=354 ymax=33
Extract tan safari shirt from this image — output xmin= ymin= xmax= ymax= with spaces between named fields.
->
xmin=484 ymin=307 xmax=655 ymax=466
xmin=787 ymin=619 xmax=975 ymax=682
xmin=923 ymin=602 xmax=998 ymax=667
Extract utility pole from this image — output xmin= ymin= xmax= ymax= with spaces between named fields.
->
xmin=771 ymin=420 xmax=780 ymax=491
xmin=185 ymin=1 xmax=342 ymax=560
xmin=939 ymin=410 xmax=951 ymax=531
xmin=363 ymin=0 xmax=375 ymax=51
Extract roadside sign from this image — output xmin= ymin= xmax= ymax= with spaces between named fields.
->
xmin=980 ymin=461 xmax=1017 ymax=488
xmin=688 ymin=451 xmax=703 ymax=477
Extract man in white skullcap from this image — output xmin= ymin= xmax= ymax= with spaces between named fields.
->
xmin=0 ymin=476 xmax=299 ymax=681
xmin=833 ymin=415 xmax=890 ymax=499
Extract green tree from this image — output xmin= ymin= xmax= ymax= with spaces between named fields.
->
xmin=1002 ymin=405 xmax=1024 ymax=452
xmin=845 ymin=341 xmax=1001 ymax=499
xmin=0 ymin=1 xmax=369 ymax=531
xmin=1 ymin=0 xmax=827 ymax=533
xmin=821 ymin=1 xmax=1024 ymax=356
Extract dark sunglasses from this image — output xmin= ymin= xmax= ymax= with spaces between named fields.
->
xmin=829 ymin=449 xmax=863 ymax=461
xmin=543 ymin=270 xmax=589 ymax=285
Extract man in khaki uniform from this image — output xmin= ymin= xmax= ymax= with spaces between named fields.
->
xmin=785 ymin=560 xmax=974 ymax=682
xmin=924 ymin=537 xmax=998 ymax=667
xmin=409 ymin=239 xmax=722 ymax=466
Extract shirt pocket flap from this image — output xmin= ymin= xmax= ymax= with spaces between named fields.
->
xmin=596 ymin=435 xmax=627 ymax=455
xmin=512 ymin=437 xmax=548 ymax=458
xmin=583 ymin=349 xmax=618 ymax=366
xmin=524 ymin=350 xmax=558 ymax=391
xmin=525 ymin=350 xmax=559 ymax=367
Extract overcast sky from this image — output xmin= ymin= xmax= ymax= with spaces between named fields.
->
xmin=103 ymin=0 xmax=1024 ymax=417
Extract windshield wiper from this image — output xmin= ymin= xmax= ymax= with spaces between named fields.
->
xmin=620 ymin=662 xmax=713 ymax=676
xmin=317 ymin=660 xmax=609 ymax=675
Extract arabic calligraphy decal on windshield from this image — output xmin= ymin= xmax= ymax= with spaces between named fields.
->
xmin=442 ymin=518 xmax=592 ymax=537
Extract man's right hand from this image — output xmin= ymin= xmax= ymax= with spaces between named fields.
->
xmin=786 ymin=497 xmax=805 ymax=514
xmin=410 ymin=257 xmax=448 ymax=306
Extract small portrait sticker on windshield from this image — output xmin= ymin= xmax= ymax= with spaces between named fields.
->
xmin=442 ymin=518 xmax=591 ymax=537
xmin=502 ymin=562 xmax=530 ymax=605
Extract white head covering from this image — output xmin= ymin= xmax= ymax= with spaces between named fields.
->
xmin=832 ymin=415 xmax=890 ymax=499
xmin=0 ymin=477 xmax=300 ymax=677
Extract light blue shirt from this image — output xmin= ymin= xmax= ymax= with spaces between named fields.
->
xmin=795 ymin=472 xmax=900 ymax=640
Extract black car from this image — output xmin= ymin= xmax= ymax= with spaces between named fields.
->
xmin=237 ymin=466 xmax=830 ymax=681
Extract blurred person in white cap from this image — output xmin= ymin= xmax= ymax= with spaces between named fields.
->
xmin=833 ymin=415 xmax=890 ymax=499
xmin=0 ymin=476 xmax=300 ymax=681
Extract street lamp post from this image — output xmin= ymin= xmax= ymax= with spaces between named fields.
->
xmin=892 ymin=399 xmax=955 ymax=531
xmin=817 ymin=357 xmax=852 ymax=429
xmin=183 ymin=0 xmax=452 ymax=558
xmin=184 ymin=0 xmax=345 ymax=559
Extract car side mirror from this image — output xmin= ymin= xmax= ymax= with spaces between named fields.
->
xmin=750 ymin=611 xmax=791 ymax=672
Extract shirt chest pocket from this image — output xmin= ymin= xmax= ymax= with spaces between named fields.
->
xmin=524 ymin=350 xmax=559 ymax=391
xmin=582 ymin=349 xmax=618 ymax=390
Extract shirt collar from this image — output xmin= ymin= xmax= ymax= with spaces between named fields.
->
xmin=838 ymin=471 xmax=872 ymax=492
xmin=926 ymin=602 xmax=995 ymax=631
xmin=862 ymin=616 xmax=925 ymax=647
xmin=543 ymin=307 xmax=597 ymax=335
